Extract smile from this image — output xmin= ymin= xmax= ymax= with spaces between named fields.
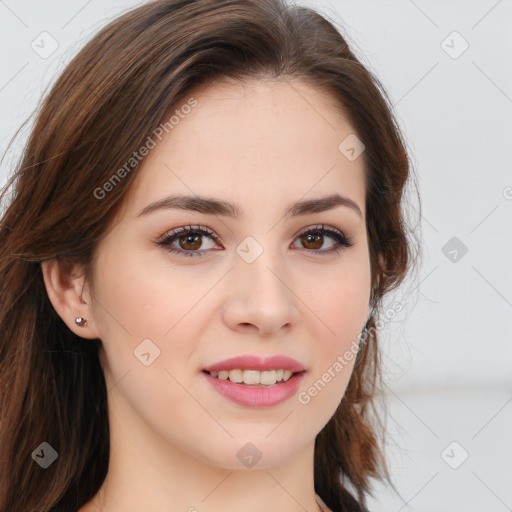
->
xmin=203 ymin=370 xmax=305 ymax=407
xmin=206 ymin=369 xmax=295 ymax=386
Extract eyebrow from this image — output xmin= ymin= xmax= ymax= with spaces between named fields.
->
xmin=137 ymin=193 xmax=363 ymax=220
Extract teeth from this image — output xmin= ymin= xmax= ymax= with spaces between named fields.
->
xmin=243 ymin=369 xmax=260 ymax=385
xmin=260 ymin=370 xmax=276 ymax=385
xmin=228 ymin=369 xmax=243 ymax=383
xmin=208 ymin=369 xmax=296 ymax=385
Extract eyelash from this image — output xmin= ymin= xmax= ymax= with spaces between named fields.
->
xmin=156 ymin=224 xmax=354 ymax=258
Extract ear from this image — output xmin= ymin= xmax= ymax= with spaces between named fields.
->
xmin=41 ymin=259 xmax=100 ymax=339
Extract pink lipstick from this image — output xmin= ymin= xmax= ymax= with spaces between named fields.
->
xmin=202 ymin=355 xmax=306 ymax=408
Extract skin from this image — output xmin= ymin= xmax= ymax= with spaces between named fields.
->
xmin=42 ymin=77 xmax=372 ymax=512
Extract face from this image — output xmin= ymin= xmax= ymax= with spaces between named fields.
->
xmin=87 ymin=77 xmax=371 ymax=469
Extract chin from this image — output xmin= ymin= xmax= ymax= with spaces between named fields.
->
xmin=190 ymin=431 xmax=310 ymax=471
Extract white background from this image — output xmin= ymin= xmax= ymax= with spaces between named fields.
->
xmin=1 ymin=1 xmax=511 ymax=511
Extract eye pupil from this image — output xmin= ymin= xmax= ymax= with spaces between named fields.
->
xmin=302 ymin=233 xmax=323 ymax=250
xmin=180 ymin=234 xmax=202 ymax=250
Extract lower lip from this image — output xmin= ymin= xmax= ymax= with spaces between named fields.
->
xmin=203 ymin=371 xmax=305 ymax=408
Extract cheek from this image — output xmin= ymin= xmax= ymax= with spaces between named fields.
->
xmin=94 ymin=243 xmax=203 ymax=336
xmin=299 ymin=263 xmax=369 ymax=403
xmin=309 ymin=263 xmax=370 ymax=342
xmin=91 ymin=249 xmax=209 ymax=439
xmin=92 ymin=246 xmax=220 ymax=386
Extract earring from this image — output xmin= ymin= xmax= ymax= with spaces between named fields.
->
xmin=75 ymin=317 xmax=88 ymax=327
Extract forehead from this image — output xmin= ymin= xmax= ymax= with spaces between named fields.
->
xmin=123 ymin=77 xmax=366 ymax=218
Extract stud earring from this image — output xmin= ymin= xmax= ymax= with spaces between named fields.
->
xmin=75 ymin=317 xmax=88 ymax=327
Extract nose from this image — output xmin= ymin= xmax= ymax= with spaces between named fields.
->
xmin=221 ymin=247 xmax=301 ymax=337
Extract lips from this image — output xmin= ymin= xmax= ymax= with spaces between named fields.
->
xmin=202 ymin=355 xmax=306 ymax=407
xmin=203 ymin=371 xmax=305 ymax=407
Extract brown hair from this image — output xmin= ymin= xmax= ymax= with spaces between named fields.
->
xmin=0 ymin=0 xmax=420 ymax=511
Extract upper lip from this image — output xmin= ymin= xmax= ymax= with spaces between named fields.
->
xmin=203 ymin=355 xmax=305 ymax=373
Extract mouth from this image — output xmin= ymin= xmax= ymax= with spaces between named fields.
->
xmin=202 ymin=368 xmax=303 ymax=386
xmin=201 ymin=355 xmax=306 ymax=406
xmin=202 ymin=369 xmax=306 ymax=407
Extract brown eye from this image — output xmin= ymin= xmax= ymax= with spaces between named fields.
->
xmin=300 ymin=233 xmax=324 ymax=250
xmin=178 ymin=233 xmax=203 ymax=251
xmin=292 ymin=225 xmax=354 ymax=255
xmin=157 ymin=225 xmax=221 ymax=258
xmin=157 ymin=224 xmax=353 ymax=258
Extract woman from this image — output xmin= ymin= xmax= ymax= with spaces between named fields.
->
xmin=0 ymin=0 xmax=419 ymax=511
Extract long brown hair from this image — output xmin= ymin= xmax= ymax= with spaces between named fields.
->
xmin=0 ymin=1 xmax=420 ymax=510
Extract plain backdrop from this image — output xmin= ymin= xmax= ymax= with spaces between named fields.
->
xmin=1 ymin=1 xmax=511 ymax=511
